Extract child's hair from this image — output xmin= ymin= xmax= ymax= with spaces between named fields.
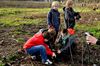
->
xmin=62 ymin=29 xmax=68 ymax=34
xmin=51 ymin=1 xmax=59 ymax=7
xmin=43 ymin=29 xmax=56 ymax=39
xmin=43 ymin=31 xmax=51 ymax=39
xmin=65 ymin=0 xmax=73 ymax=8
xmin=48 ymin=28 xmax=56 ymax=38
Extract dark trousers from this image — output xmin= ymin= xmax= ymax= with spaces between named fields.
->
xmin=65 ymin=19 xmax=75 ymax=29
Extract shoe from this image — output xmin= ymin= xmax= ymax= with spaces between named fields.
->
xmin=31 ymin=56 xmax=36 ymax=60
xmin=44 ymin=59 xmax=53 ymax=65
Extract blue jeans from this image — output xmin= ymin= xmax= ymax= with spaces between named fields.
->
xmin=26 ymin=45 xmax=48 ymax=62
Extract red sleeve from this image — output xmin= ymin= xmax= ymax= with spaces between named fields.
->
xmin=43 ymin=43 xmax=53 ymax=56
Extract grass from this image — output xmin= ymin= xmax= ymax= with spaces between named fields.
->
xmin=0 ymin=17 xmax=45 ymax=26
xmin=76 ymin=21 xmax=100 ymax=37
xmin=0 ymin=64 xmax=4 ymax=66
xmin=0 ymin=7 xmax=100 ymax=35
xmin=0 ymin=61 xmax=4 ymax=66
xmin=0 ymin=8 xmax=49 ymax=27
xmin=74 ymin=7 xmax=92 ymax=12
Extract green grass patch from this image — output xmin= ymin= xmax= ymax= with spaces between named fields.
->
xmin=0 ymin=8 xmax=49 ymax=27
xmin=76 ymin=21 xmax=100 ymax=37
xmin=0 ymin=64 xmax=4 ymax=66
xmin=74 ymin=7 xmax=92 ymax=12
xmin=0 ymin=17 xmax=45 ymax=27
xmin=16 ymin=38 xmax=25 ymax=43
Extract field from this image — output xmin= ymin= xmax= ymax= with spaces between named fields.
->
xmin=0 ymin=6 xmax=100 ymax=66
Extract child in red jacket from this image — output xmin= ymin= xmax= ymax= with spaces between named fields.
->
xmin=23 ymin=30 xmax=56 ymax=65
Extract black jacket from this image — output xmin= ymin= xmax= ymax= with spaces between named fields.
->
xmin=63 ymin=7 xmax=75 ymax=21
xmin=63 ymin=7 xmax=76 ymax=29
xmin=63 ymin=7 xmax=81 ymax=29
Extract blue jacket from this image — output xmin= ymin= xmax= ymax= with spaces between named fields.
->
xmin=47 ymin=9 xmax=60 ymax=32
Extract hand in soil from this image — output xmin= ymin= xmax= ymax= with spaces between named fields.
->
xmin=57 ymin=50 xmax=61 ymax=54
xmin=52 ymin=52 xmax=56 ymax=58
